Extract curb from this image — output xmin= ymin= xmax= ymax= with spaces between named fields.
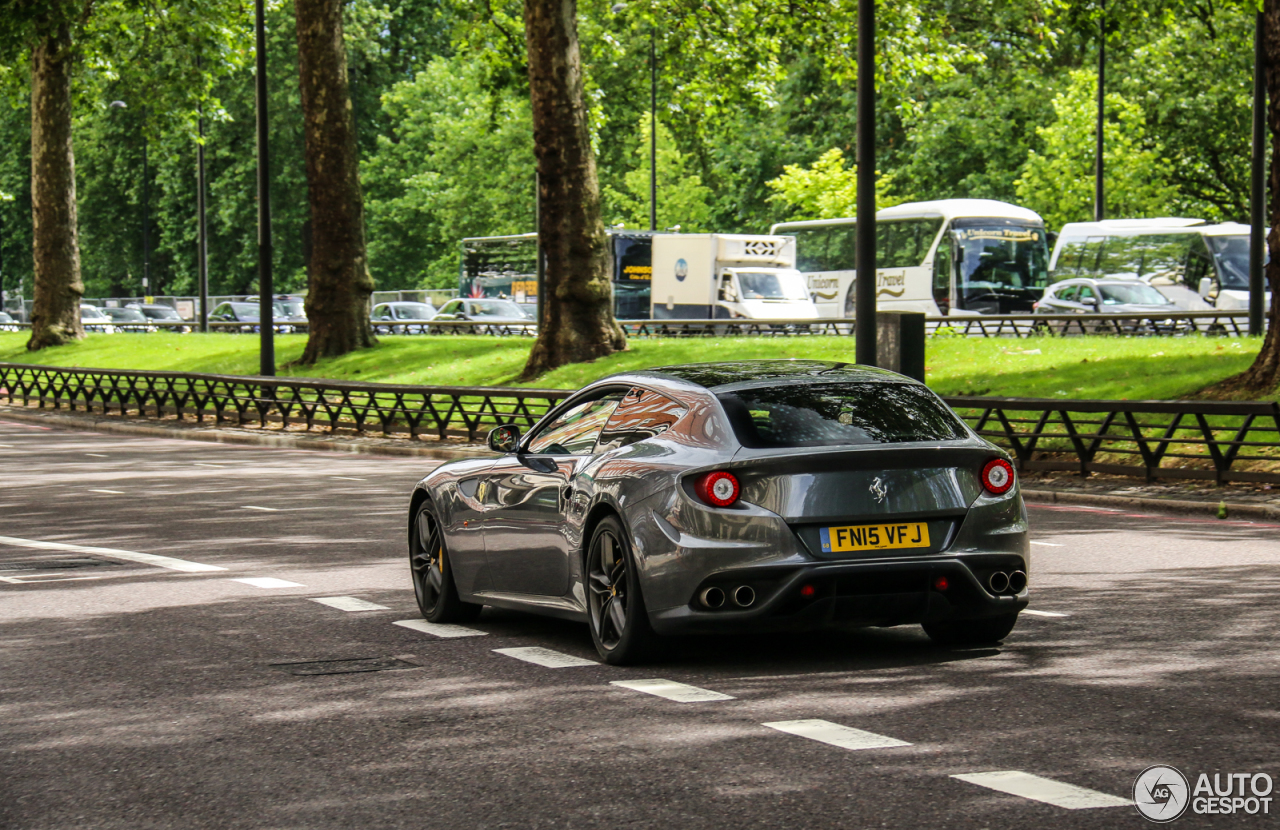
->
xmin=1023 ymin=488 xmax=1280 ymax=522
xmin=0 ymin=406 xmax=486 ymax=461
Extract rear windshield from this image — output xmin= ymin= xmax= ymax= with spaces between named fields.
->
xmin=718 ymin=382 xmax=968 ymax=448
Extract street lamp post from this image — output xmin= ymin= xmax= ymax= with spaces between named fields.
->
xmin=196 ymin=56 xmax=210 ymax=334
xmin=854 ymin=0 xmax=876 ymax=365
xmin=255 ymin=0 xmax=275 ymax=377
xmin=1250 ymin=11 xmax=1266 ymax=338
xmin=1095 ymin=0 xmax=1105 ymax=222
xmin=611 ymin=3 xmax=657 ymax=231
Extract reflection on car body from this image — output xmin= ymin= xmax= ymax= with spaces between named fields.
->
xmin=407 ymin=360 xmax=1029 ymax=664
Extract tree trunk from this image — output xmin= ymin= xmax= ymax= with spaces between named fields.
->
xmin=293 ymin=0 xmax=375 ymax=365
xmin=27 ymin=21 xmax=83 ymax=351
xmin=1233 ymin=0 xmax=1280 ymax=392
xmin=519 ymin=0 xmax=625 ymax=381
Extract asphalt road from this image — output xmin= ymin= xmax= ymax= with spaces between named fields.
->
xmin=2 ymin=419 xmax=1278 ymax=829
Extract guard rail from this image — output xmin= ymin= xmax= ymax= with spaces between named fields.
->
xmin=1 ymin=362 xmax=1277 ymax=484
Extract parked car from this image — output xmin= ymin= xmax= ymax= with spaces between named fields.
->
xmin=128 ymin=303 xmax=192 ymax=332
xmin=1033 ymin=278 xmax=1186 ymax=333
xmin=431 ymin=298 xmax=536 ymax=334
xmin=371 ymin=301 xmax=437 ymax=334
xmin=212 ymin=301 xmax=300 ymax=333
xmin=101 ymin=306 xmax=158 ymax=332
xmin=406 ymin=359 xmax=1028 ymax=664
xmin=244 ymin=295 xmax=307 ymax=332
xmin=0 ymin=311 xmax=17 ymax=331
xmin=80 ymin=304 xmax=116 ymax=333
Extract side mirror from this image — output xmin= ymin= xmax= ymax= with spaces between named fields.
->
xmin=487 ymin=424 xmax=521 ymax=453
xmin=1081 ymin=296 xmax=1098 ymax=306
xmin=1199 ymin=276 xmax=1217 ymax=297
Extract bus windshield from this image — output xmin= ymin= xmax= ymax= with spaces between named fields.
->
xmin=1205 ymin=235 xmax=1259 ymax=290
xmin=953 ymin=220 xmax=1049 ymax=313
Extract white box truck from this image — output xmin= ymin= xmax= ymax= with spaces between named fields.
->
xmin=650 ymin=234 xmax=819 ymax=319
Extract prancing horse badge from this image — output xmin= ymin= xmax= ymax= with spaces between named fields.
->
xmin=869 ymin=476 xmax=887 ymax=504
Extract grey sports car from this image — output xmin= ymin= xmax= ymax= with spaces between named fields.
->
xmin=407 ymin=360 xmax=1029 ymax=664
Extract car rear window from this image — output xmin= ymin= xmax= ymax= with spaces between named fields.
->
xmin=718 ymin=382 xmax=968 ymax=448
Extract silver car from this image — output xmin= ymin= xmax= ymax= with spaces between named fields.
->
xmin=407 ymin=360 xmax=1029 ymax=664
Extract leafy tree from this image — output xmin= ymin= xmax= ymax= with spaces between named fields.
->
xmin=293 ymin=0 xmax=376 ymax=363
xmin=1016 ymin=70 xmax=1178 ymax=229
xmin=520 ymin=0 xmax=623 ymax=379
xmin=601 ymin=116 xmax=712 ymax=231
xmin=765 ymin=148 xmax=907 ymax=220
xmin=363 ymin=56 xmax=535 ymax=289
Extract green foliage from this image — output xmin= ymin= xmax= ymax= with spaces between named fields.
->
xmin=765 ymin=148 xmax=907 ymax=221
xmin=0 ymin=330 xmax=1262 ymax=401
xmin=363 ymin=55 xmax=535 ymax=289
xmin=601 ymin=116 xmax=712 ymax=231
xmin=1016 ymin=70 xmax=1178 ymax=229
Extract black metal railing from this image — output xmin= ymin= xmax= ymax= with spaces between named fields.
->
xmin=947 ymin=396 xmax=1280 ymax=485
xmin=2 ymin=362 xmax=1278 ymax=483
xmin=1 ymin=309 xmax=1264 ymax=337
xmin=0 ymin=363 xmax=570 ymax=441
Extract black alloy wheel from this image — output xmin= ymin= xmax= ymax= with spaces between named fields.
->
xmin=922 ymin=612 xmax=1019 ymax=646
xmin=410 ymin=501 xmax=482 ymax=623
xmin=586 ymin=516 xmax=660 ymax=665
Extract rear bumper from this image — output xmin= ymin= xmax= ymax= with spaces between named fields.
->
xmin=647 ymin=555 xmax=1027 ymax=636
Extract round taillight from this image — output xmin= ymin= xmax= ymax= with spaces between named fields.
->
xmin=933 ymin=576 xmax=949 ymax=591
xmin=696 ymin=471 xmax=740 ymax=507
xmin=982 ymin=458 xmax=1015 ymax=495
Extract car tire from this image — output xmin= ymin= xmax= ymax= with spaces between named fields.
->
xmin=410 ymin=500 xmax=482 ymax=624
xmin=586 ymin=515 xmax=661 ymax=665
xmin=922 ymin=612 xmax=1019 ymax=646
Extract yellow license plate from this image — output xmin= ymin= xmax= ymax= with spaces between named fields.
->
xmin=820 ymin=522 xmax=931 ymax=553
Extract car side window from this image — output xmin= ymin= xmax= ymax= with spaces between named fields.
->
xmin=439 ymin=301 xmax=461 ymax=316
xmin=1077 ymin=285 xmax=1097 ymax=304
xmin=595 ymin=387 xmax=688 ymax=453
xmin=1057 ymin=285 xmax=1078 ymax=303
xmin=526 ymin=392 xmax=626 ymax=455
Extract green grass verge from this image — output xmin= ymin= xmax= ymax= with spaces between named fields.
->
xmin=0 ymin=330 xmax=1268 ymax=400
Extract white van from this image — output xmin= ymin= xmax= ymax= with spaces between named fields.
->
xmin=1048 ymin=219 xmax=1271 ymax=311
xmin=771 ymin=199 xmax=1051 ymax=317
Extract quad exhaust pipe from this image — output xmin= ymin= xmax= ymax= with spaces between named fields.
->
xmin=699 ymin=584 xmax=756 ymax=609
xmin=699 ymin=586 xmax=726 ymax=609
xmin=987 ymin=570 xmax=1028 ymax=595
xmin=1008 ymin=570 xmax=1027 ymax=593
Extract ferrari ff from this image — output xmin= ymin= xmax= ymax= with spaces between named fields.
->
xmin=407 ymin=360 xmax=1029 ymax=664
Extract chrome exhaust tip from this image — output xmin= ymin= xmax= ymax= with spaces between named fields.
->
xmin=988 ymin=571 xmax=1010 ymax=594
xmin=731 ymin=585 xmax=756 ymax=608
xmin=699 ymin=586 xmax=726 ymax=609
xmin=1008 ymin=570 xmax=1027 ymax=593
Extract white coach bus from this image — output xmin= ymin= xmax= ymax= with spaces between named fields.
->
xmin=770 ymin=199 xmax=1051 ymax=317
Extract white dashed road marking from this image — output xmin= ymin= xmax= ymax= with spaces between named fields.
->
xmin=952 ymin=771 xmax=1129 ymax=809
xmin=232 ymin=577 xmax=304 ymax=589
xmin=84 ymin=453 xmax=109 ymax=458
xmin=332 ymin=476 xmax=367 ymax=481
xmin=610 ymin=679 xmax=734 ymax=702
xmin=310 ymin=596 xmax=389 ymax=612
xmin=1023 ymin=609 xmax=1070 ymax=618
xmin=1030 ymin=541 xmax=1064 ymax=547
xmin=0 ymin=535 xmax=225 ymax=573
xmin=763 ymin=719 xmax=911 ymax=751
xmin=393 ymin=619 xmax=487 ymax=638
xmin=89 ymin=489 xmax=125 ymax=495
xmin=241 ymin=506 xmax=279 ymax=512
xmin=194 ymin=462 xmax=225 ymax=467
xmin=493 ymin=647 xmax=597 ymax=668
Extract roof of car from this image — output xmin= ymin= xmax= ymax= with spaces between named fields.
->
xmin=636 ymin=360 xmax=913 ymax=391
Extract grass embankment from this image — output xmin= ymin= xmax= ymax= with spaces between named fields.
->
xmin=0 ymin=331 xmax=1267 ymax=400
